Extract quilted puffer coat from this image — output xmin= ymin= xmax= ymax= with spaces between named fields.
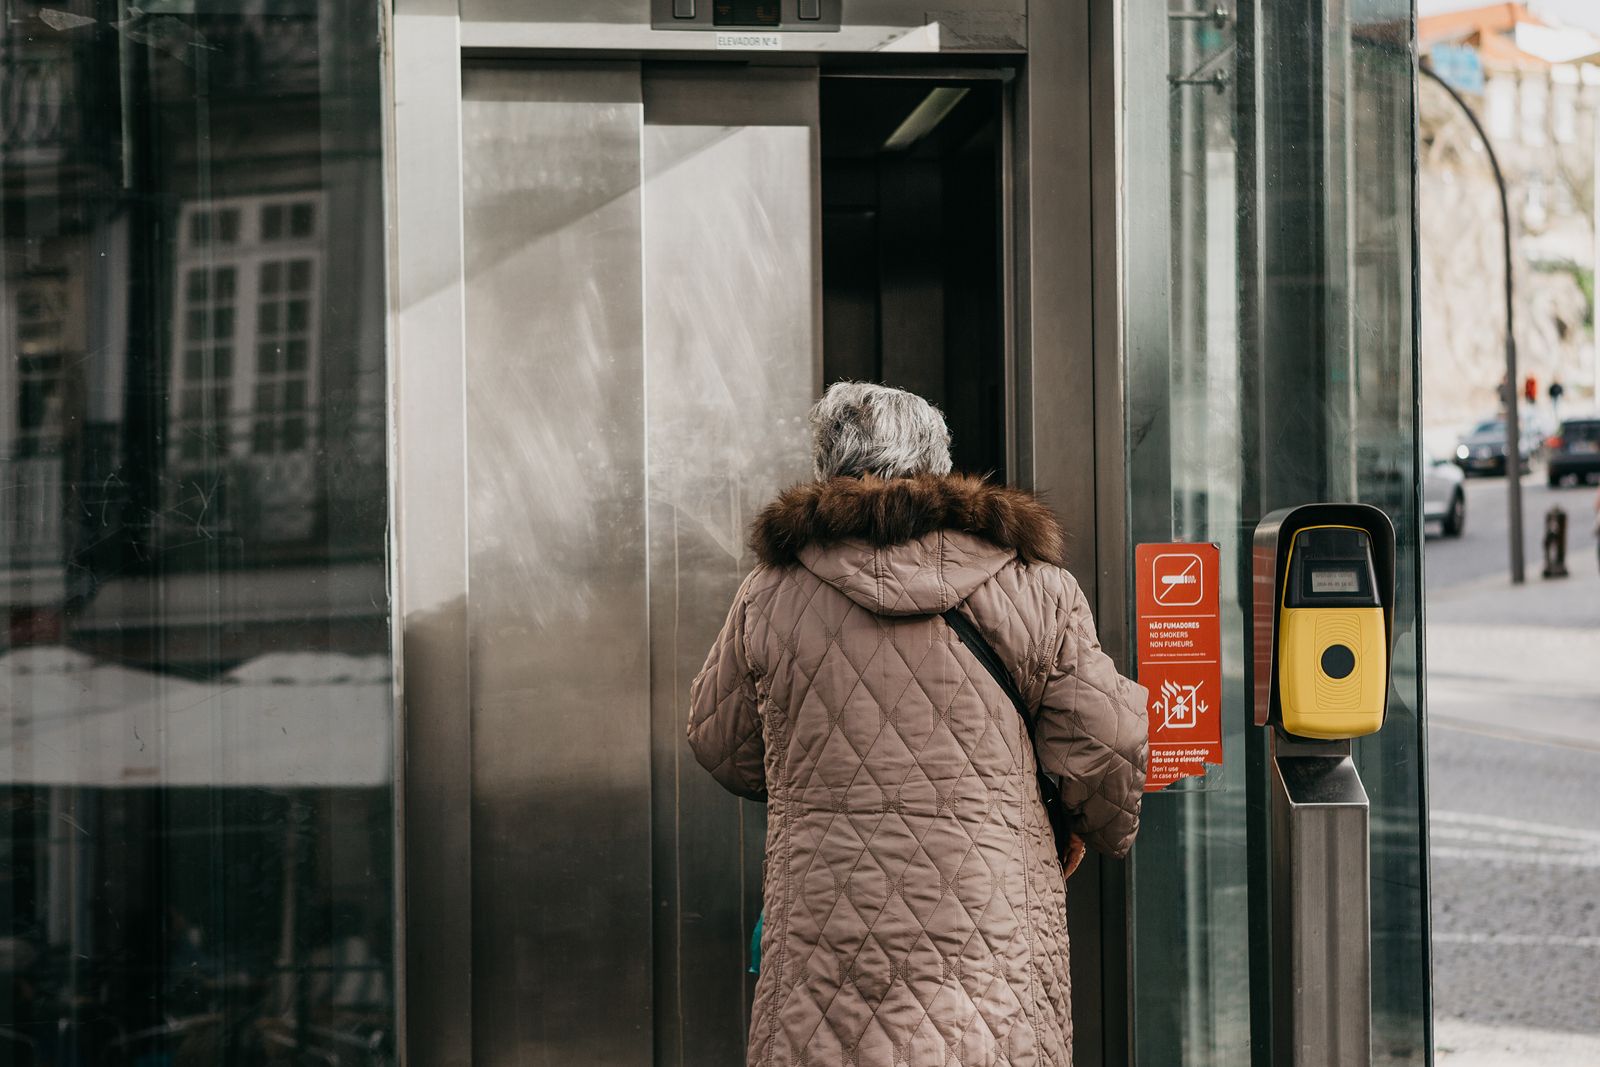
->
xmin=689 ymin=474 xmax=1150 ymax=1067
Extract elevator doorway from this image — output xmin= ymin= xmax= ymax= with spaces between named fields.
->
xmin=821 ymin=77 xmax=1008 ymax=477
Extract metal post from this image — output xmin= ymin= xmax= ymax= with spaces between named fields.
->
xmin=1543 ymin=506 xmax=1569 ymax=579
xmin=1420 ymin=60 xmax=1525 ymax=584
xmin=1269 ymin=735 xmax=1372 ymax=1067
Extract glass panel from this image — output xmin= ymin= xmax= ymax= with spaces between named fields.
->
xmin=1347 ymin=5 xmax=1428 ymax=1061
xmin=1127 ymin=5 xmax=1253 ymax=1062
xmin=1126 ymin=2 xmax=1425 ymax=1065
xmin=0 ymin=6 xmax=391 ymax=1067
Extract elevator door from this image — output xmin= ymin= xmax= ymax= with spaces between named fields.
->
xmin=459 ymin=61 xmax=818 ymax=1065
xmin=453 ymin=61 xmax=1034 ymax=1066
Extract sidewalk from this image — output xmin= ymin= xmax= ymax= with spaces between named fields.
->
xmin=1427 ymin=549 xmax=1599 ymax=629
xmin=1427 ymin=620 xmax=1600 ymax=749
xmin=1436 ymin=1018 xmax=1600 ymax=1066
xmin=1426 ymin=559 xmax=1600 ymax=748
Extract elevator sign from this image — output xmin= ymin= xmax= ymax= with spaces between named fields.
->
xmin=1136 ymin=542 xmax=1224 ymax=790
xmin=715 ymin=31 xmax=783 ymax=49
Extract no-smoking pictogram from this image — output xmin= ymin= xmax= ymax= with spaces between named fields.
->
xmin=1151 ymin=551 xmax=1204 ymax=607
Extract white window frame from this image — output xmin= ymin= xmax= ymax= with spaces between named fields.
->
xmin=170 ymin=191 xmax=325 ymax=469
xmin=1485 ymin=75 xmax=1517 ymax=142
xmin=1519 ymin=74 xmax=1548 ymax=148
xmin=1551 ymin=65 xmax=1579 ymax=145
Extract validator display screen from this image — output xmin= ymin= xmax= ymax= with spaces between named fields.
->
xmin=1284 ymin=526 xmax=1382 ymax=608
xmin=1310 ymin=568 xmax=1361 ymax=595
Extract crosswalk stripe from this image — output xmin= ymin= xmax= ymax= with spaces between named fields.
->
xmin=1430 ymin=846 xmax=1600 ymax=869
xmin=1431 ymin=809 xmax=1600 ymax=845
xmin=1434 ymin=932 xmax=1600 ymax=948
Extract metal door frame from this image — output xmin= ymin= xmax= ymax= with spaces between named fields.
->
xmin=388 ymin=5 xmax=473 ymax=1063
xmin=385 ymin=4 xmax=1129 ymax=1063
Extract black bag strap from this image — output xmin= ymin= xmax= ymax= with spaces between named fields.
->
xmin=941 ymin=608 xmax=1034 ymax=739
xmin=943 ymin=607 xmax=1077 ymax=866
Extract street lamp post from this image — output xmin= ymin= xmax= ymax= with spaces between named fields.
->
xmin=1421 ymin=59 xmax=1526 ymax=584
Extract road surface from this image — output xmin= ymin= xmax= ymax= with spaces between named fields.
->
xmin=1426 ymin=472 xmax=1600 ymax=1065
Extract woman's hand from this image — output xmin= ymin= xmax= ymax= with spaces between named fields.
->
xmin=1063 ymin=833 xmax=1087 ymax=881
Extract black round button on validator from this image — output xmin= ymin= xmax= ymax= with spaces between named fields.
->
xmin=1320 ymin=643 xmax=1356 ymax=679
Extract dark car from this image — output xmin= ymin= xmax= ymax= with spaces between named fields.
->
xmin=1547 ymin=418 xmax=1600 ymax=486
xmin=1454 ymin=418 xmax=1539 ymax=477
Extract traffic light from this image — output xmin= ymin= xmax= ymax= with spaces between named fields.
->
xmin=1550 ymin=381 xmax=1565 ymax=402
xmin=1524 ymin=376 xmax=1538 ymax=403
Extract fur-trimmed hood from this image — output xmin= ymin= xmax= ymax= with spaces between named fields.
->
xmin=749 ymin=475 xmax=1065 ymax=616
xmin=751 ymin=474 xmax=1064 ymax=565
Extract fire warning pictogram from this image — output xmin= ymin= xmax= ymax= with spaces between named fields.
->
xmin=1154 ymin=678 xmax=1207 ymax=730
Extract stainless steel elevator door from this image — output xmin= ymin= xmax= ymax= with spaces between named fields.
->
xmin=641 ymin=67 xmax=823 ymax=1065
xmin=459 ymin=62 xmax=819 ymax=1065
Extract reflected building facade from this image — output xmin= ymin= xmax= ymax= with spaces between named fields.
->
xmin=0 ymin=2 xmax=392 ymax=1062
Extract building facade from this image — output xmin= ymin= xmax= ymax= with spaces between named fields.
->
xmin=1420 ymin=3 xmax=1600 ymax=448
xmin=0 ymin=3 xmax=1427 ymax=1065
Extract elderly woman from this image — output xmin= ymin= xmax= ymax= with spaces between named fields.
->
xmin=690 ymin=382 xmax=1149 ymax=1067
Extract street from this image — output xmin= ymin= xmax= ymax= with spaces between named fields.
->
xmin=1426 ymin=473 xmax=1600 ymax=1065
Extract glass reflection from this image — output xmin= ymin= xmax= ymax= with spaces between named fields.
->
xmin=1128 ymin=1 xmax=1424 ymax=1065
xmin=0 ymin=3 xmax=391 ymax=1064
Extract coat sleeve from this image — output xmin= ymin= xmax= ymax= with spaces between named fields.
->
xmin=688 ymin=573 xmax=767 ymax=801
xmin=1032 ymin=575 xmax=1150 ymax=858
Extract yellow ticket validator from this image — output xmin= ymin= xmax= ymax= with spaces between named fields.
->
xmin=1277 ymin=525 xmax=1387 ymax=740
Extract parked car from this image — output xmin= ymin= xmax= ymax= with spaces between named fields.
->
xmin=1547 ymin=417 xmax=1600 ymax=486
xmin=1423 ymin=458 xmax=1466 ymax=537
xmin=1453 ymin=418 xmax=1540 ymax=476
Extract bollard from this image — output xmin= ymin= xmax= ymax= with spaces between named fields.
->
xmin=1543 ymin=506 xmax=1569 ymax=579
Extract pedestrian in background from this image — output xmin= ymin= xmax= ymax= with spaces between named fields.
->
xmin=689 ymin=382 xmax=1149 ymax=1067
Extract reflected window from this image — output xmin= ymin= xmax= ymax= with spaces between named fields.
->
xmin=12 ymin=279 xmax=68 ymax=459
xmin=171 ymin=194 xmax=322 ymax=473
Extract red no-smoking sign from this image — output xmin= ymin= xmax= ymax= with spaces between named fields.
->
xmin=1135 ymin=543 xmax=1223 ymax=791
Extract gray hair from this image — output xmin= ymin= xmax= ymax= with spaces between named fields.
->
xmin=809 ymin=382 xmax=953 ymax=480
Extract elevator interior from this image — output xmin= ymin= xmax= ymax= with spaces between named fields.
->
xmin=820 ymin=77 xmax=1007 ymax=477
